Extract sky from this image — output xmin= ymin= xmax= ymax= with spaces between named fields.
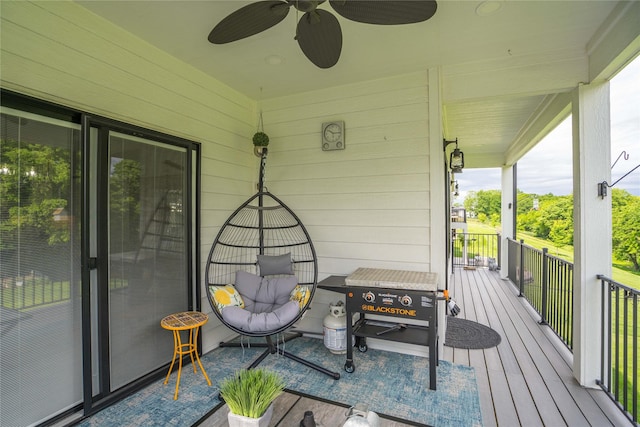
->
xmin=454 ymin=56 xmax=640 ymax=202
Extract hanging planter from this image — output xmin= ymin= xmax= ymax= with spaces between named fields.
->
xmin=253 ymin=110 xmax=269 ymax=156
xmin=252 ymin=131 xmax=269 ymax=147
xmin=253 ymin=132 xmax=269 ymax=157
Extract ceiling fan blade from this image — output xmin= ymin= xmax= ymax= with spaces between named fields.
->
xmin=208 ymin=1 xmax=291 ymax=44
xmin=329 ymin=0 xmax=437 ymax=25
xmin=297 ymin=9 xmax=342 ymax=69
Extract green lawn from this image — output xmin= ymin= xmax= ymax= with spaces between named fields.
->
xmin=466 ymin=219 xmax=639 ymax=290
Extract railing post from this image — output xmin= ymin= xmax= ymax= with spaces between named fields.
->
xmin=497 ymin=233 xmax=501 ymax=270
xmin=539 ymin=248 xmax=548 ymax=325
xmin=451 ymin=230 xmax=455 ymax=273
xmin=519 ymin=239 xmax=525 ymax=297
xmin=632 ymin=292 xmax=638 ymax=423
xmin=597 ymin=275 xmax=606 ymax=389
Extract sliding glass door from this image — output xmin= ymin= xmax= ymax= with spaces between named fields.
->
xmin=0 ymin=107 xmax=83 ymax=427
xmin=106 ymin=132 xmax=190 ymax=390
xmin=1 ymin=96 xmax=200 ymax=426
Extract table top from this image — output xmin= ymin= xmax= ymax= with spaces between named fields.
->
xmin=161 ymin=311 xmax=208 ymax=330
xmin=345 ymin=268 xmax=439 ymax=291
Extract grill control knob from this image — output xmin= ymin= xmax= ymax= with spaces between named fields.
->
xmin=400 ymin=295 xmax=412 ymax=306
xmin=364 ymin=292 xmax=375 ymax=303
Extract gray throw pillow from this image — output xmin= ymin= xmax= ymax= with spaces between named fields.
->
xmin=234 ymin=270 xmax=262 ymax=302
xmin=234 ymin=270 xmax=298 ymax=313
xmin=257 ymin=253 xmax=293 ymax=276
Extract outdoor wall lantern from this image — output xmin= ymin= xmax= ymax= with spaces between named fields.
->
xmin=444 ymin=138 xmax=464 ymax=173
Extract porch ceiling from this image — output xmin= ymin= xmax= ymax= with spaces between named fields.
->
xmin=77 ymin=1 xmax=629 ymax=167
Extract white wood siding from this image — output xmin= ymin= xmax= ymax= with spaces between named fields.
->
xmin=257 ymin=74 xmax=434 ymax=345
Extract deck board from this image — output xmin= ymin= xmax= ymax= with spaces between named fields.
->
xmin=479 ymin=272 xmax=564 ymax=425
xmin=468 ymin=350 xmax=497 ymax=427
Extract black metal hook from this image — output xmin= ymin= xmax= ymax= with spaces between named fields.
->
xmin=611 ymin=150 xmax=629 ymax=169
xmin=598 ymin=161 xmax=639 ymax=198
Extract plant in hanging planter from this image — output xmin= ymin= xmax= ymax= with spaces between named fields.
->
xmin=252 ymin=131 xmax=269 ymax=157
xmin=220 ymin=368 xmax=285 ymax=426
xmin=252 ymin=131 xmax=269 ymax=147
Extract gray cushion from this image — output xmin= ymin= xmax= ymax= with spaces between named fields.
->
xmin=257 ymin=253 xmax=293 ymax=276
xmin=221 ymin=301 xmax=300 ymax=333
xmin=235 ymin=270 xmax=298 ymax=313
xmin=226 ymin=270 xmax=301 ymax=332
xmin=234 ymin=270 xmax=262 ymax=298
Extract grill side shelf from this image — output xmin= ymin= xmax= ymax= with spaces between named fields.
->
xmin=352 ymin=319 xmax=431 ymax=346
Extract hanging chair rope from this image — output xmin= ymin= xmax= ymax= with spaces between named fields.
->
xmin=257 ymin=110 xmax=264 ymax=133
xmin=259 ymin=148 xmax=268 ymax=192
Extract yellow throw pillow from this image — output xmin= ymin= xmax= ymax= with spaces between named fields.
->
xmin=210 ymin=284 xmax=245 ymax=313
xmin=290 ymin=285 xmax=311 ymax=310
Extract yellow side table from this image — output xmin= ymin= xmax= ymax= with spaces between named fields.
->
xmin=160 ymin=311 xmax=212 ymax=399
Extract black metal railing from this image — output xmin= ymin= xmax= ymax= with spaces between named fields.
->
xmin=1 ymin=273 xmax=127 ymax=310
xmin=597 ymin=275 xmax=639 ymax=425
xmin=451 ymin=232 xmax=500 ymax=269
xmin=506 ymin=238 xmax=574 ymax=350
xmin=0 ymin=272 xmax=71 ymax=310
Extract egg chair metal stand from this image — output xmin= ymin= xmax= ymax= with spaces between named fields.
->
xmin=205 ymin=148 xmax=340 ymax=380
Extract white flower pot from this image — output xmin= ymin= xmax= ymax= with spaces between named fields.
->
xmin=227 ymin=404 xmax=273 ymax=427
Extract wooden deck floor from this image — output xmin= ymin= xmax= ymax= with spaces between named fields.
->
xmin=446 ymin=267 xmax=630 ymax=427
xmin=198 ymin=268 xmax=631 ymax=427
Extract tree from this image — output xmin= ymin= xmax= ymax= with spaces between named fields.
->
xmin=517 ymin=190 xmax=535 ymax=215
xmin=109 ymin=159 xmax=141 ymax=254
xmin=517 ymin=190 xmax=545 ymax=233
xmin=611 ymin=187 xmax=635 ymax=211
xmin=465 ymin=189 xmax=501 ymax=223
xmin=535 ymin=196 xmax=573 ymax=245
xmin=612 ymin=191 xmax=640 ymax=271
xmin=0 ymin=136 xmax=75 ymax=279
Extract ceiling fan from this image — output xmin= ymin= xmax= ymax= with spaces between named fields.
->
xmin=208 ymin=0 xmax=438 ymax=69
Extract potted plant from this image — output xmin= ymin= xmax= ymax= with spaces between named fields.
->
xmin=219 ymin=368 xmax=285 ymax=427
xmin=253 ymin=131 xmax=269 ymax=156
xmin=252 ymin=131 xmax=269 ymax=147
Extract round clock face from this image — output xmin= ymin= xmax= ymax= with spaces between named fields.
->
xmin=323 ymin=123 xmax=342 ymax=142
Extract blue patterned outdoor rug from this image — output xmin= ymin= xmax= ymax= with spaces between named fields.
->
xmin=78 ymin=336 xmax=482 ymax=427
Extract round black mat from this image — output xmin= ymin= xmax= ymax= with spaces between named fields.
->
xmin=444 ymin=317 xmax=502 ymax=349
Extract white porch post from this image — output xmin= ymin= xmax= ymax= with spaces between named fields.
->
xmin=428 ymin=67 xmax=446 ymax=282
xmin=572 ymin=82 xmax=612 ymax=387
xmin=428 ymin=68 xmax=447 ymax=358
xmin=500 ymin=165 xmax=515 ymax=280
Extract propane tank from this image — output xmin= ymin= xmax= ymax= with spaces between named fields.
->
xmin=323 ymin=301 xmax=348 ymax=354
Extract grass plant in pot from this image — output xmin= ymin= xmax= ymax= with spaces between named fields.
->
xmin=219 ymin=368 xmax=285 ymax=427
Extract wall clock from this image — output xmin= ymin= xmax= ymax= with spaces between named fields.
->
xmin=322 ymin=121 xmax=345 ymax=151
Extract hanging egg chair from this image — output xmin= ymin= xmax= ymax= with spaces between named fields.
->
xmin=205 ymin=148 xmax=339 ymax=379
